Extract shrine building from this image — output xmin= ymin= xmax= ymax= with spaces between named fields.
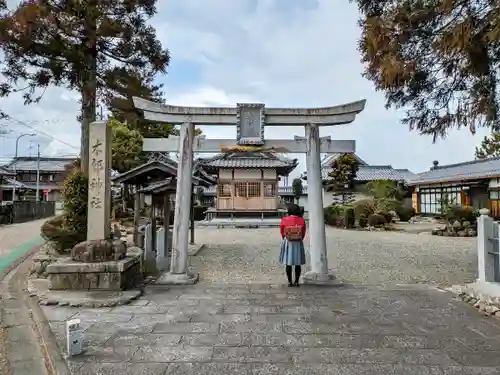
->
xmin=197 ymin=149 xmax=298 ymax=219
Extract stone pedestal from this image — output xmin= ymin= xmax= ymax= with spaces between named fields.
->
xmin=303 ymin=271 xmax=343 ymax=286
xmin=46 ymin=251 xmax=142 ymax=291
xmin=155 ymin=271 xmax=199 ymax=285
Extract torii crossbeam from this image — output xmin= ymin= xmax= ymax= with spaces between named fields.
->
xmin=133 ymin=97 xmax=366 ymax=285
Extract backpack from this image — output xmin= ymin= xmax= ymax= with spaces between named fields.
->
xmin=284 ymin=224 xmax=303 ymax=241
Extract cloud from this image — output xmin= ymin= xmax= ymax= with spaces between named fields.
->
xmin=0 ymin=0 xmax=489 ymax=174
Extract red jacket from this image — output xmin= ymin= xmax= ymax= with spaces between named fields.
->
xmin=280 ymin=215 xmax=306 ymax=240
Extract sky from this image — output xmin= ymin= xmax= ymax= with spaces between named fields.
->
xmin=0 ymin=0 xmax=491 ymax=178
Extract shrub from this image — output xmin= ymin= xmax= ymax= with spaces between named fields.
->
xmin=358 ymin=215 xmax=368 ymax=228
xmin=324 ymin=205 xmax=341 ymax=226
xmin=367 ymin=213 xmax=386 ymax=227
xmin=62 ymin=168 xmax=88 ymax=247
xmin=40 ymin=215 xmax=83 ymax=253
xmin=397 ymin=206 xmax=416 ymax=221
xmin=354 ymin=199 xmax=376 ymax=220
xmin=344 ymin=207 xmax=355 ymax=228
xmin=445 ymin=204 xmax=477 ymax=223
xmin=379 ymin=211 xmax=393 ymax=223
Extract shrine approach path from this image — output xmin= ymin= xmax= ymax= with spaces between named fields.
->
xmin=191 ymin=227 xmax=476 ymax=287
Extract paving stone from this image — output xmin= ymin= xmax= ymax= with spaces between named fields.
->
xmin=164 ymin=363 xmax=250 ymax=375
xmin=76 ymin=363 xmax=168 ymax=375
xmin=184 ymin=333 xmax=242 ymax=346
xmin=152 ymin=322 xmax=219 ymax=334
xmin=132 ymin=345 xmax=213 ymax=362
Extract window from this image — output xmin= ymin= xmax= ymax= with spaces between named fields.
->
xmin=247 ymin=182 xmax=261 ymax=198
xmin=264 ymin=183 xmax=276 ymax=197
xmin=490 ymin=190 xmax=499 ymax=200
xmin=218 ymin=183 xmax=231 ymax=197
xmin=419 ymin=186 xmax=462 ymax=215
xmin=234 ymin=182 xmax=247 ymax=197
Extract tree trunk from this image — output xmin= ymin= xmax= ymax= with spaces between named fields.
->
xmin=79 ymin=8 xmax=98 ymax=177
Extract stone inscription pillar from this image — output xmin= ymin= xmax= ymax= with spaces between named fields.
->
xmin=87 ymin=121 xmax=111 ymax=241
xmin=303 ymin=123 xmax=341 ymax=285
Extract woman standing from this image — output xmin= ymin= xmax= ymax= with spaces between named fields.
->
xmin=279 ymin=204 xmax=306 ymax=287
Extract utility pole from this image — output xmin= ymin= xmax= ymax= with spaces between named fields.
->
xmin=35 ymin=144 xmax=40 ymax=201
xmin=13 ymin=133 xmax=36 ymax=201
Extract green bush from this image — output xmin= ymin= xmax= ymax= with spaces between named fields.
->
xmin=354 ymin=199 xmax=376 ymax=220
xmin=344 ymin=207 xmax=355 ymax=228
xmin=397 ymin=206 xmax=416 ymax=221
xmin=445 ymin=204 xmax=477 ymax=223
xmin=379 ymin=211 xmax=393 ymax=223
xmin=367 ymin=213 xmax=386 ymax=227
xmin=62 ymin=168 xmax=88 ymax=247
xmin=324 ymin=205 xmax=340 ymax=226
xmin=358 ymin=215 xmax=368 ymax=228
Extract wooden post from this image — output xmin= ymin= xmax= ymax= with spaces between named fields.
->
xmin=190 ymin=185 xmax=195 ymax=245
xmin=133 ymin=189 xmax=140 ymax=246
xmin=150 ymin=200 xmax=156 ymax=256
xmin=157 ymin=193 xmax=171 ymax=271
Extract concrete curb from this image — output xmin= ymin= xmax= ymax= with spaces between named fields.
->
xmin=1 ymin=244 xmax=70 ymax=375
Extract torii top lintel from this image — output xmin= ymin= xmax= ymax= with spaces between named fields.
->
xmin=133 ymin=96 xmax=366 ymax=146
xmin=132 ymin=97 xmax=366 ymax=126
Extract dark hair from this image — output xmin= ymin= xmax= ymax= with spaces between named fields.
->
xmin=287 ymin=203 xmax=301 ymax=216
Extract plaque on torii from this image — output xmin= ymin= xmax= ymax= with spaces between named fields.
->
xmin=132 ymin=96 xmax=366 ymax=286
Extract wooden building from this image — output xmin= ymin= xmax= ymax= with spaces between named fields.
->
xmin=197 ymin=151 xmax=298 ymax=217
xmin=407 ymin=158 xmax=500 ymax=217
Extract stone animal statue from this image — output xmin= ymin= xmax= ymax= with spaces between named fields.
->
xmin=71 ymin=238 xmax=127 ymax=263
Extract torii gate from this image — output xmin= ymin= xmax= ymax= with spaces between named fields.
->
xmin=133 ymin=97 xmax=366 ymax=285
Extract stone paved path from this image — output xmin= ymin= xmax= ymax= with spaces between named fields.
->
xmin=43 ymin=283 xmax=500 ymax=374
xmin=39 ymin=227 xmax=483 ymax=374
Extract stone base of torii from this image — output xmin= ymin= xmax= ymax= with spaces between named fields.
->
xmin=133 ymin=98 xmax=366 ymax=286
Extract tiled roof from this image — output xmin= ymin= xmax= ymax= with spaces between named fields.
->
xmin=198 ymin=152 xmax=298 ymax=174
xmin=0 ymin=166 xmax=14 ymax=176
xmin=321 ymin=153 xmax=368 ymax=167
xmin=407 ymin=157 xmax=500 ymax=185
xmin=321 ymin=165 xmax=414 ymax=182
xmin=3 ymin=157 xmax=76 ymax=172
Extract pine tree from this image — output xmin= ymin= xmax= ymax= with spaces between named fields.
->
xmin=325 ymin=154 xmax=359 ymax=205
xmin=475 ymin=133 xmax=500 ymax=159
xmin=352 ymin=0 xmax=500 ymax=139
xmin=0 ymin=0 xmax=169 ymax=176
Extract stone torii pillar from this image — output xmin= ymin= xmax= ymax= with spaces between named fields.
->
xmin=133 ymin=97 xmax=366 ymax=285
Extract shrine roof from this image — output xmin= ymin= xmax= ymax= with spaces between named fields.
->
xmin=197 ymin=151 xmax=299 ymax=175
xmin=112 ymin=153 xmax=216 ymax=186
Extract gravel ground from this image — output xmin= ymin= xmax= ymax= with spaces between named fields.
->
xmin=191 ymin=227 xmax=477 ymax=287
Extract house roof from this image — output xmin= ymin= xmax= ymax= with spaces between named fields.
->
xmin=407 ymin=157 xmax=500 ymax=185
xmin=198 ymin=151 xmax=298 ymax=175
xmin=3 ymin=157 xmax=76 ymax=172
xmin=320 ymin=165 xmax=414 ymax=182
xmin=0 ymin=166 xmax=14 ymax=176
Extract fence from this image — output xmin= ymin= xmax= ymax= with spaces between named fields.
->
xmin=477 ymin=208 xmax=500 ymax=282
xmin=0 ymin=201 xmax=55 ymax=225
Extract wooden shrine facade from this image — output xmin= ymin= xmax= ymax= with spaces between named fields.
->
xmin=198 ymin=151 xmax=298 ymax=214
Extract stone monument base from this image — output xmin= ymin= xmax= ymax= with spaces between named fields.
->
xmin=303 ymin=271 xmax=344 ymax=286
xmin=27 ymin=278 xmax=142 ymax=308
xmin=155 ymin=271 xmax=199 ymax=285
xmin=46 ymin=251 xmax=142 ymax=291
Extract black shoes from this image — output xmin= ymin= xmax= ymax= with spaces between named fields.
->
xmin=288 ymin=282 xmax=300 ymax=287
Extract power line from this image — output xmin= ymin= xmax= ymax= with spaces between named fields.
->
xmin=1 ymin=116 xmax=79 ymax=151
